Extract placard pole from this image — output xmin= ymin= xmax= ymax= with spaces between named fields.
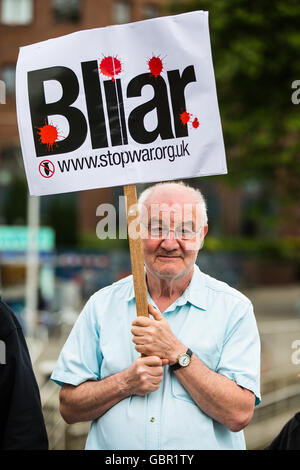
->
xmin=123 ymin=184 xmax=149 ymax=317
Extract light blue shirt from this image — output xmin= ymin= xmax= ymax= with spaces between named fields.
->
xmin=51 ymin=264 xmax=261 ymax=450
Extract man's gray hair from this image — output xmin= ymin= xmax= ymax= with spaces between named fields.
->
xmin=137 ymin=181 xmax=208 ymax=226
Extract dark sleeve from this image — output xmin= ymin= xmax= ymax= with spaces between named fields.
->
xmin=264 ymin=413 xmax=300 ymax=450
xmin=0 ymin=327 xmax=49 ymax=450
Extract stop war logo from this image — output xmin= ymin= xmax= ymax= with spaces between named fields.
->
xmin=16 ymin=11 xmax=227 ymax=196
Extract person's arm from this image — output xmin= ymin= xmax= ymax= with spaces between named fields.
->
xmin=59 ymin=355 xmax=168 ymax=424
xmin=132 ymin=304 xmax=256 ymax=432
xmin=171 ymin=353 xmax=255 ymax=432
xmin=0 ymin=301 xmax=48 ymax=449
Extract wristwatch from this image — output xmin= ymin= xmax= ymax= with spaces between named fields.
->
xmin=169 ymin=348 xmax=193 ymax=372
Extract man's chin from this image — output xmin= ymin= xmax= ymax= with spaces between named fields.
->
xmin=154 ymin=258 xmax=183 ymax=277
xmin=157 ymin=257 xmax=181 ymax=267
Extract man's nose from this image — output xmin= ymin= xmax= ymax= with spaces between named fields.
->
xmin=160 ymin=230 xmax=180 ymax=250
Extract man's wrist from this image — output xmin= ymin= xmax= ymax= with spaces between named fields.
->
xmin=117 ymin=369 xmax=134 ymax=398
xmin=169 ymin=348 xmax=193 ymax=371
xmin=167 ymin=341 xmax=188 ymax=366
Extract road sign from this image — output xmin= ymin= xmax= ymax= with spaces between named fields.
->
xmin=0 ymin=226 xmax=55 ymax=252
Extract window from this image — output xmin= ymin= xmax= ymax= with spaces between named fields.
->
xmin=2 ymin=65 xmax=16 ymax=96
xmin=1 ymin=0 xmax=33 ymax=25
xmin=53 ymin=0 xmax=81 ymax=23
xmin=114 ymin=0 xmax=131 ymax=24
xmin=142 ymin=3 xmax=159 ymax=20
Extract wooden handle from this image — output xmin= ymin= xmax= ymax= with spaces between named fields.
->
xmin=123 ymin=184 xmax=149 ymax=317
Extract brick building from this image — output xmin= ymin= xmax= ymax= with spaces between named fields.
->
xmin=0 ymin=0 xmax=168 ymax=240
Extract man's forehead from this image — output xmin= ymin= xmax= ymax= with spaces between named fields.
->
xmin=140 ymin=192 xmax=201 ymax=226
xmin=144 ymin=186 xmax=198 ymax=207
xmin=147 ymin=204 xmax=198 ymax=219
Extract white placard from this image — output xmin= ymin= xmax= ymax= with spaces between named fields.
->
xmin=16 ymin=11 xmax=227 ymax=196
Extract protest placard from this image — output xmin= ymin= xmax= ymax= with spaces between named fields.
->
xmin=16 ymin=10 xmax=226 ymax=196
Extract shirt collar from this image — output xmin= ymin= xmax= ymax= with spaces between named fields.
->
xmin=126 ymin=264 xmax=207 ymax=311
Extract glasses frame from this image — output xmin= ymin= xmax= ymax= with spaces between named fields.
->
xmin=140 ymin=221 xmax=202 ymax=241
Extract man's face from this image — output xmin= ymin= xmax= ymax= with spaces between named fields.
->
xmin=140 ymin=187 xmax=208 ymax=281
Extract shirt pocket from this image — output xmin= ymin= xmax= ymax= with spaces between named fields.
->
xmin=100 ymin=338 xmax=136 ymax=378
xmin=170 ymin=373 xmax=197 ymax=404
xmin=170 ymin=346 xmax=220 ymax=405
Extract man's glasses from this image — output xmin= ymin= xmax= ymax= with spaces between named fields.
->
xmin=142 ymin=223 xmax=200 ymax=240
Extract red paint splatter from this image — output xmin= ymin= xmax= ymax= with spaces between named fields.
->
xmin=37 ymin=124 xmax=58 ymax=150
xmin=148 ymin=56 xmax=163 ymax=78
xmin=37 ymin=120 xmax=64 ymax=151
xmin=180 ymin=111 xmax=191 ymax=126
xmin=192 ymin=117 xmax=199 ymax=128
xmin=100 ymin=56 xmax=122 ymax=81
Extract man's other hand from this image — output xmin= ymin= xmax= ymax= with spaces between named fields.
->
xmin=124 ymin=355 xmax=168 ymax=396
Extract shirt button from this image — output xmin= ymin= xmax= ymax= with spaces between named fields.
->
xmin=150 ymin=417 xmax=155 ymax=422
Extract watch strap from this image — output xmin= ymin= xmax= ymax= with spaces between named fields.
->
xmin=169 ymin=348 xmax=192 ymax=371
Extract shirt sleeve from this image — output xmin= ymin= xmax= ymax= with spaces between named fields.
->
xmin=51 ymin=296 xmax=103 ymax=387
xmin=216 ymin=301 xmax=261 ymax=406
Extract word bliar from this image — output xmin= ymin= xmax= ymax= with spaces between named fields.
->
xmin=28 ymin=62 xmax=197 ymax=157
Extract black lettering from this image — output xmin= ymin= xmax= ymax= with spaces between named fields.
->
xmin=112 ymin=152 xmax=121 ymax=165
xmin=127 ymin=73 xmax=174 ymax=144
xmin=28 ymin=66 xmax=87 ymax=157
xmin=167 ymin=66 xmax=197 ymax=138
xmin=81 ymin=61 xmax=108 ymax=149
xmin=107 ymin=150 xmax=113 ymax=166
xmin=141 ymin=148 xmax=149 ymax=161
xmin=84 ymin=155 xmax=98 ymax=169
xmin=72 ymin=158 xmax=84 ymax=170
xmin=182 ymin=140 xmax=190 ymax=156
xmin=155 ymin=147 xmax=163 ymax=160
xmin=57 ymin=159 xmax=71 ymax=172
xmin=99 ymin=154 xmax=108 ymax=167
xmin=104 ymin=79 xmax=128 ymax=146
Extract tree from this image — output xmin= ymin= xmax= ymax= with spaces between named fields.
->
xmin=169 ymin=0 xmax=300 ymax=205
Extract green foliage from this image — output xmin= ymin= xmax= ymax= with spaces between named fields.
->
xmin=79 ymin=232 xmax=129 ymax=251
xmin=3 ymin=177 xmax=27 ymax=224
xmin=204 ymin=235 xmax=300 ymax=261
xmin=169 ymin=0 xmax=300 ymax=198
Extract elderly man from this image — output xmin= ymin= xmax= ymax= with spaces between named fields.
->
xmin=51 ymin=181 xmax=260 ymax=450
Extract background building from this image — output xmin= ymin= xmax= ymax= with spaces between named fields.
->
xmin=0 ymin=0 xmax=168 ymax=299
xmin=0 ymin=0 xmax=166 ymax=236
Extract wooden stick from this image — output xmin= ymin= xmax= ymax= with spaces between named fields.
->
xmin=123 ymin=184 xmax=149 ymax=317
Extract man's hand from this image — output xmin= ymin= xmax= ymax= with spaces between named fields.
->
xmin=59 ymin=355 xmax=168 ymax=424
xmin=124 ymin=355 xmax=168 ymax=396
xmin=131 ymin=304 xmax=184 ymax=364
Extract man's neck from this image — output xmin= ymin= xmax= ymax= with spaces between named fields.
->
xmin=146 ymin=267 xmax=194 ymax=313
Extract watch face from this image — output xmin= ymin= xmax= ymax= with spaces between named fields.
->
xmin=178 ymin=353 xmax=190 ymax=367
